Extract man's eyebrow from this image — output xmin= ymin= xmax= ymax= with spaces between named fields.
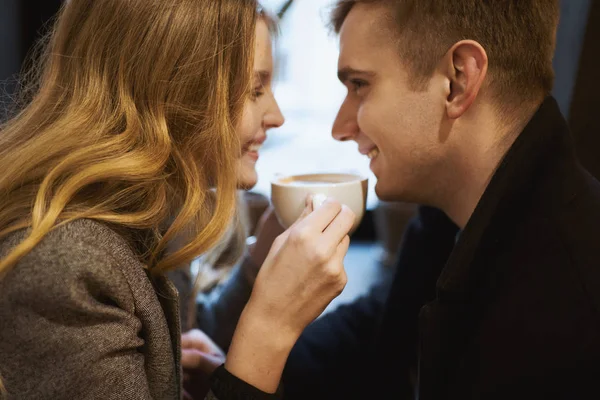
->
xmin=337 ymin=67 xmax=375 ymax=83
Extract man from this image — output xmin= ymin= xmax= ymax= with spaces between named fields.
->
xmin=283 ymin=1 xmax=600 ymax=399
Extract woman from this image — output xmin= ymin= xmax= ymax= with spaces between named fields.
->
xmin=0 ymin=1 xmax=354 ymax=399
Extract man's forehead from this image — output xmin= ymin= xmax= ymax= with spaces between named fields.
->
xmin=338 ymin=3 xmax=397 ymax=64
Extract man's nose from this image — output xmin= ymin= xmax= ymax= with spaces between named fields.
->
xmin=332 ymin=97 xmax=359 ymax=142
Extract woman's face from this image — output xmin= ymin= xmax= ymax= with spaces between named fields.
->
xmin=237 ymin=19 xmax=285 ymax=189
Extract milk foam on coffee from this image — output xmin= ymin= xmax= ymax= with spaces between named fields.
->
xmin=281 ymin=180 xmax=334 ymax=186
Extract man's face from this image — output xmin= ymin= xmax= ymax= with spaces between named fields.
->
xmin=333 ymin=4 xmax=450 ymax=203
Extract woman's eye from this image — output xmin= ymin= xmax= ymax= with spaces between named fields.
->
xmin=251 ymin=86 xmax=265 ymax=100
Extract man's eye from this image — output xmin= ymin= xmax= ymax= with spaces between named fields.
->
xmin=350 ymin=79 xmax=368 ymax=93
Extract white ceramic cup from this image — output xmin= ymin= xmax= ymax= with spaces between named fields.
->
xmin=270 ymin=173 xmax=368 ymax=233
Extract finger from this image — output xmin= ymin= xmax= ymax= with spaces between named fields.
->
xmin=181 ymin=348 xmax=205 ymax=368
xmin=197 ymin=352 xmax=226 ymax=373
xmin=336 ymin=235 xmax=351 ymax=257
xmin=329 ymin=235 xmax=350 ymax=265
xmin=181 ymin=336 xmax=212 ymax=354
xmin=311 ymin=193 xmax=328 ymax=210
xmin=182 ymin=348 xmax=218 ymax=368
xmin=304 ymin=193 xmax=314 ymax=209
xmin=296 ymin=198 xmax=343 ymax=234
xmin=182 ymin=349 xmax=225 ymax=373
xmin=331 ymin=235 xmax=350 ymax=284
xmin=181 ymin=329 xmax=224 ymax=356
xmin=276 ymin=196 xmax=337 ymax=245
xmin=287 ymin=199 xmax=314 ymax=230
xmin=322 ymin=205 xmax=355 ymax=244
xmin=181 ymin=329 xmax=203 ymax=347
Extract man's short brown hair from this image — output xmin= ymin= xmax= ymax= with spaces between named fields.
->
xmin=332 ymin=0 xmax=560 ymax=108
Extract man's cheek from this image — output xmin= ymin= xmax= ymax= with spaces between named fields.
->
xmin=357 ymin=108 xmax=377 ymax=137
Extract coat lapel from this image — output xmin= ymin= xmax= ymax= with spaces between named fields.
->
xmin=152 ymin=274 xmax=182 ymax=399
xmin=417 ymin=97 xmax=574 ymax=399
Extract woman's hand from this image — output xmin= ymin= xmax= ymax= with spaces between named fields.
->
xmin=225 ymin=197 xmax=355 ymax=393
xmin=249 ymin=198 xmax=354 ymax=335
xmin=181 ymin=329 xmax=226 ymax=400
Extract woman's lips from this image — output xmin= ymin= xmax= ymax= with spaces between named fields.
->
xmin=243 ymin=142 xmax=262 ymax=161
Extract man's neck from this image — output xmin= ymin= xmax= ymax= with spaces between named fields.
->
xmin=439 ymin=101 xmax=542 ymax=229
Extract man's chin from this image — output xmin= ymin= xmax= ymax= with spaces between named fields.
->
xmin=374 ymin=181 xmax=394 ymax=201
xmin=375 ymin=180 xmax=407 ymax=202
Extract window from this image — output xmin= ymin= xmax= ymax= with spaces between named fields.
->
xmin=256 ymin=0 xmax=379 ymax=209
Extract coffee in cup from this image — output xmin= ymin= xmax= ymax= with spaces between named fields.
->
xmin=270 ymin=173 xmax=368 ymax=233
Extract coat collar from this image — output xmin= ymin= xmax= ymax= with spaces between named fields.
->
xmin=417 ymin=98 xmax=577 ymax=399
xmin=437 ymin=96 xmax=575 ymax=300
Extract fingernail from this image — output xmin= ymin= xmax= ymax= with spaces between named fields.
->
xmin=312 ymin=193 xmax=328 ymax=210
xmin=305 ymin=193 xmax=314 ymax=207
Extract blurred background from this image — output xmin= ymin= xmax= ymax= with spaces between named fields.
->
xmin=1 ymin=0 xmax=598 ymax=310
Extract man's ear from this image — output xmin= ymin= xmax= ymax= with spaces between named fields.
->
xmin=443 ymin=40 xmax=488 ymax=119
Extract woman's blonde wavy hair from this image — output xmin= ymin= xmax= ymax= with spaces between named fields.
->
xmin=0 ymin=0 xmax=262 ymax=277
